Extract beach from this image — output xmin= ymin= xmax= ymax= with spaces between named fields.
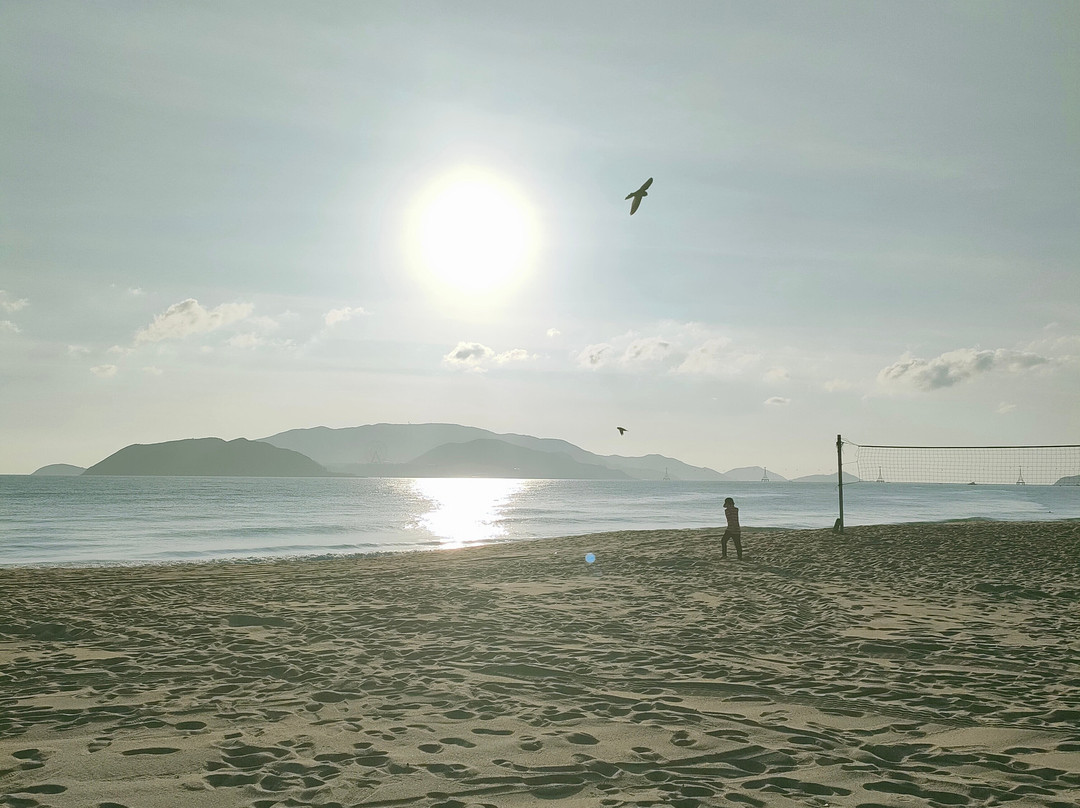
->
xmin=2 ymin=521 xmax=1079 ymax=807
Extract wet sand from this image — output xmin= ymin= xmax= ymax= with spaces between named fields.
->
xmin=2 ymin=521 xmax=1079 ymax=807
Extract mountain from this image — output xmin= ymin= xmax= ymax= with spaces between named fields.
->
xmin=1055 ymin=475 xmax=1080 ymax=486
xmin=792 ymin=472 xmax=861 ymax=483
xmin=83 ymin=438 xmax=335 ymax=477
xmin=408 ymin=439 xmax=630 ymax=479
xmin=31 ymin=463 xmax=86 ymax=476
xmin=259 ymin=423 xmax=725 ymax=480
xmin=721 ymin=466 xmax=790 ymax=482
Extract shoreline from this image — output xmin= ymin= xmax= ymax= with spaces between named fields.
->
xmin=3 ymin=517 xmax=1080 ymax=571
xmin=3 ymin=521 xmax=1079 ymax=806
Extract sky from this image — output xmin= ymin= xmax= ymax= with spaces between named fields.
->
xmin=2 ymin=1 xmax=1078 ymax=476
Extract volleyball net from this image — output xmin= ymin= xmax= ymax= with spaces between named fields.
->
xmin=840 ymin=438 xmax=1080 ymax=486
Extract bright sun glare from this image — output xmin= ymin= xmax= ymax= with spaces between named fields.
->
xmin=407 ymin=169 xmax=538 ymax=296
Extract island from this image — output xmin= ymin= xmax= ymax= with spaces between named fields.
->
xmin=82 ymin=438 xmax=335 ymax=477
xmin=31 ymin=463 xmax=87 ymax=476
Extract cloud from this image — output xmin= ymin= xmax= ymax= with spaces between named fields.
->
xmin=764 ymin=396 xmax=791 ymax=406
xmin=127 ymin=287 xmax=145 ymax=297
xmin=623 ymin=337 xmax=673 ymax=366
xmin=0 ymin=320 xmax=19 ymax=333
xmin=67 ymin=344 xmax=91 ymax=356
xmin=134 ymin=298 xmax=253 ymax=344
xmin=674 ymin=338 xmax=759 ymax=377
xmin=142 ymin=366 xmax=164 ymax=376
xmin=324 ymin=306 xmax=366 ymax=326
xmin=546 ymin=328 xmax=561 ymax=338
xmin=996 ymin=402 xmax=1017 ymax=415
xmin=227 ymin=332 xmax=263 ymax=349
xmin=444 ymin=341 xmax=532 ymax=371
xmin=577 ymin=342 xmax=615 ymax=368
xmin=495 ymin=348 xmax=531 ymax=364
xmin=90 ymin=364 xmax=118 ymax=378
xmin=764 ymin=367 xmax=789 ymax=382
xmin=0 ymin=291 xmax=28 ymax=312
xmin=823 ymin=378 xmax=856 ymax=392
xmin=878 ymin=348 xmax=1050 ymax=391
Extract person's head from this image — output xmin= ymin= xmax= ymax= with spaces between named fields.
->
xmin=723 ymin=497 xmax=735 ymax=508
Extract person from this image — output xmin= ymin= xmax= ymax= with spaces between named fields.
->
xmin=721 ymin=496 xmax=742 ymax=560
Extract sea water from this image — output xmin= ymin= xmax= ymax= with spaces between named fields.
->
xmin=1 ymin=475 xmax=1077 ymax=567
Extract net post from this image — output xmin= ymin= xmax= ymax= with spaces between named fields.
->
xmin=836 ymin=434 xmax=845 ymax=534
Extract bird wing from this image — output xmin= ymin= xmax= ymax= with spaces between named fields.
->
xmin=624 ymin=192 xmax=635 ymax=200
xmin=629 ymin=196 xmax=641 ymax=215
xmin=639 ymin=177 xmax=653 ymax=192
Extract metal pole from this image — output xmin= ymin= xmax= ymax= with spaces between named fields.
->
xmin=836 ymin=434 xmax=845 ymax=534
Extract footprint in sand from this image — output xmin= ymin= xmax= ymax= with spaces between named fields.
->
xmin=518 ymin=737 xmax=543 ymax=751
xmin=12 ymin=748 xmax=47 ymax=770
xmin=439 ymin=737 xmax=476 ymax=748
xmin=560 ymin=732 xmax=598 ymax=745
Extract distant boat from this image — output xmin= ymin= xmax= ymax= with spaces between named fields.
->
xmin=761 ymin=467 xmax=770 ymax=482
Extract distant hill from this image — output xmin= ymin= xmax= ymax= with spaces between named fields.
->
xmin=408 ymin=439 xmax=631 ymax=479
xmin=792 ymin=472 xmax=861 ymax=483
xmin=1055 ymin=475 xmax=1080 ymax=486
xmin=83 ymin=438 xmax=334 ymax=477
xmin=31 ymin=463 xmax=86 ymax=476
xmin=259 ymin=423 xmax=726 ymax=481
xmin=721 ymin=466 xmax=790 ymax=482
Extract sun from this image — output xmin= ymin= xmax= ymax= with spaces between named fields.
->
xmin=406 ymin=168 xmax=538 ymax=296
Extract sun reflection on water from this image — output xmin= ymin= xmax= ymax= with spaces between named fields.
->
xmin=412 ymin=478 xmax=526 ymax=548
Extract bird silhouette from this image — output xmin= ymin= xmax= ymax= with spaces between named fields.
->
xmin=625 ymin=177 xmax=653 ymax=215
xmin=617 ymin=426 xmax=628 ymax=435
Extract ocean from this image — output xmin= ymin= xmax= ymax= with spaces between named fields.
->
xmin=1 ymin=475 xmax=1077 ymax=567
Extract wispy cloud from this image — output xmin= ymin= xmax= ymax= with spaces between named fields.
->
xmin=444 ymin=341 xmax=532 ymax=372
xmin=577 ymin=342 xmax=615 ymax=368
xmin=227 ymin=332 xmax=263 ymax=349
xmin=546 ymin=328 xmax=561 ymax=338
xmin=765 ymin=396 xmax=791 ymax=406
xmin=576 ymin=328 xmax=765 ymax=378
xmin=0 ymin=291 xmax=28 ymax=312
xmin=90 ymin=364 xmax=118 ymax=378
xmin=134 ymin=299 xmax=253 ymax=344
xmin=0 ymin=320 xmax=19 ymax=334
xmin=996 ymin=402 xmax=1017 ymax=415
xmin=324 ymin=306 xmax=366 ymax=327
xmin=878 ymin=348 xmax=1050 ymax=391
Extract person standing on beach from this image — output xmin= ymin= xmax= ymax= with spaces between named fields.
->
xmin=721 ymin=497 xmax=742 ymax=560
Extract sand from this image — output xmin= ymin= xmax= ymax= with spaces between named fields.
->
xmin=2 ymin=520 xmax=1079 ymax=807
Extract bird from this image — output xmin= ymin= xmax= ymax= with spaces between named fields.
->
xmin=617 ymin=426 xmax=628 ymax=435
xmin=625 ymin=177 xmax=653 ymax=215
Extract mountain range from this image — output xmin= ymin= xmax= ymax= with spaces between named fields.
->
xmin=33 ymin=423 xmax=858 ymax=480
xmin=258 ymin=423 xmax=725 ymax=481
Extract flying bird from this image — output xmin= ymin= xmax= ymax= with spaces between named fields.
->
xmin=617 ymin=426 xmax=628 ymax=435
xmin=625 ymin=177 xmax=653 ymax=215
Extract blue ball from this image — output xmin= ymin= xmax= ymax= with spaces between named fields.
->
xmin=585 ymin=553 xmax=596 ymax=564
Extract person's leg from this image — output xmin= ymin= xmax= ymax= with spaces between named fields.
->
xmin=733 ymin=533 xmax=742 ymax=560
xmin=721 ymin=530 xmax=729 ymax=558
